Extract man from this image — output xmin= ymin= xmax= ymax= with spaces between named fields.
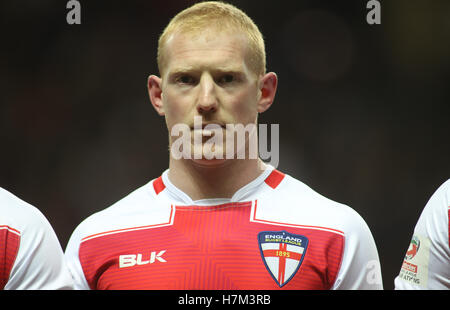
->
xmin=0 ymin=187 xmax=74 ymax=289
xmin=395 ymin=179 xmax=450 ymax=289
xmin=65 ymin=1 xmax=382 ymax=289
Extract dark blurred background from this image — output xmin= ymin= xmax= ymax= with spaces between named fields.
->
xmin=1 ymin=0 xmax=449 ymax=290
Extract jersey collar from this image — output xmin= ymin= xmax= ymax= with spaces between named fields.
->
xmin=159 ymin=165 xmax=275 ymax=205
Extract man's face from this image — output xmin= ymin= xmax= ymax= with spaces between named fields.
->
xmin=158 ymin=30 xmax=262 ymax=163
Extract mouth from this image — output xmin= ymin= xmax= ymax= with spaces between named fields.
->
xmin=190 ymin=123 xmax=227 ymax=141
xmin=190 ymin=123 xmax=226 ymax=130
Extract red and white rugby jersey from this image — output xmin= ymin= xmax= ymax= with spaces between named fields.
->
xmin=0 ymin=187 xmax=74 ymax=290
xmin=65 ymin=167 xmax=382 ymax=290
xmin=395 ymin=179 xmax=450 ymax=289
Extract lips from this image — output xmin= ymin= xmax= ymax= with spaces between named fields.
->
xmin=190 ymin=123 xmax=226 ymax=130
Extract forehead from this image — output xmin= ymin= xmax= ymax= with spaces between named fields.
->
xmin=162 ymin=31 xmax=252 ymax=75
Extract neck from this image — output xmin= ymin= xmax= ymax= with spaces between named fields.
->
xmin=168 ymin=157 xmax=267 ymax=201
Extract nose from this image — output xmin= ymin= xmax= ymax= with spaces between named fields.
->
xmin=196 ymin=74 xmax=218 ymax=114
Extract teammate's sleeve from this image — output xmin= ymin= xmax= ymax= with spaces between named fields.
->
xmin=332 ymin=207 xmax=383 ymax=290
xmin=394 ymin=179 xmax=450 ymax=289
xmin=65 ymin=225 xmax=91 ymax=290
xmin=4 ymin=205 xmax=74 ymax=290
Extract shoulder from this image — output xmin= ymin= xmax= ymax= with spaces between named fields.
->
xmin=426 ymin=178 xmax=450 ymax=210
xmin=67 ymin=178 xmax=167 ymax=245
xmin=437 ymin=178 xmax=450 ymax=193
xmin=0 ymin=187 xmax=74 ymax=290
xmin=419 ymin=178 xmax=450 ymax=237
xmin=257 ymin=171 xmax=382 ymax=289
xmin=260 ymin=172 xmax=370 ymax=236
xmin=415 ymin=178 xmax=450 ymax=231
xmin=0 ymin=187 xmax=52 ymax=235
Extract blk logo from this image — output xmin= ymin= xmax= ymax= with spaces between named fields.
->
xmin=119 ymin=250 xmax=167 ymax=268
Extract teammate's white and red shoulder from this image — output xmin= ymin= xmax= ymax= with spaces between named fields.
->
xmin=395 ymin=179 xmax=450 ymax=289
xmin=0 ymin=187 xmax=74 ymax=290
xmin=65 ymin=166 xmax=382 ymax=290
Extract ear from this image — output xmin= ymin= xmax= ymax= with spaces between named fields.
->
xmin=147 ymin=75 xmax=165 ymax=116
xmin=257 ymin=72 xmax=278 ymax=113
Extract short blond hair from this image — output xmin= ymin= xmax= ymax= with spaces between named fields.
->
xmin=157 ymin=1 xmax=266 ymax=76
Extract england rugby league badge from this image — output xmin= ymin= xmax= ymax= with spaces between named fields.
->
xmin=258 ymin=231 xmax=308 ymax=287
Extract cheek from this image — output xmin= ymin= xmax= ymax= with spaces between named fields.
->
xmin=229 ymin=91 xmax=259 ymax=123
xmin=163 ymin=92 xmax=191 ymax=123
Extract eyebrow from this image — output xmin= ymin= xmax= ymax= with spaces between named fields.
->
xmin=168 ymin=65 xmax=246 ymax=76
